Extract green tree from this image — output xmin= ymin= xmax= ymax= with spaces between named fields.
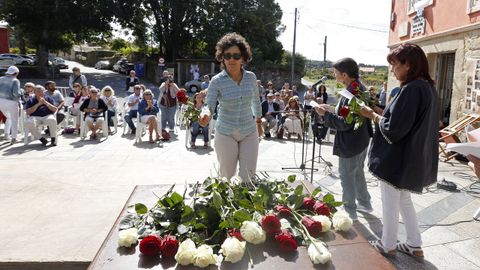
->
xmin=0 ymin=0 xmax=116 ymax=75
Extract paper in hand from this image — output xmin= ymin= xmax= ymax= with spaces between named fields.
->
xmin=446 ymin=142 xmax=480 ymax=158
xmin=306 ymin=100 xmax=321 ymax=108
xmin=339 ymin=90 xmax=355 ymax=100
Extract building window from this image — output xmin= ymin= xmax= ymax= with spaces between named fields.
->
xmin=468 ymin=0 xmax=480 ymax=13
xmin=408 ymin=0 xmax=434 ymax=14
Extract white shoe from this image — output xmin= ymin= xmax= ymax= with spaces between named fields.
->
xmin=357 ymin=204 xmax=374 ymax=213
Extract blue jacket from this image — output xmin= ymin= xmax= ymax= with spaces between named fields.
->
xmin=138 ymin=99 xmax=159 ymax=116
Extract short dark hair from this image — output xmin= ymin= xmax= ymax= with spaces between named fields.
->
xmin=45 ymin=81 xmax=55 ymax=88
xmin=215 ymin=33 xmax=252 ymax=64
xmin=333 ymin=58 xmax=359 ymax=79
xmin=387 ymin=43 xmax=434 ymax=87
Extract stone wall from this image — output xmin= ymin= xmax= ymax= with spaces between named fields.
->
xmin=388 ymin=29 xmax=480 ymax=124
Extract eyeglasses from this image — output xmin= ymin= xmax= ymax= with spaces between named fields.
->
xmin=104 ymin=89 xmax=111 ymax=92
xmin=91 ymin=92 xmax=98 ymax=94
xmin=144 ymin=93 xmax=152 ymax=96
xmin=224 ymin=53 xmax=241 ymax=60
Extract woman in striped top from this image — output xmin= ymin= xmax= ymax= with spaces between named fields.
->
xmin=203 ymin=33 xmax=263 ymax=183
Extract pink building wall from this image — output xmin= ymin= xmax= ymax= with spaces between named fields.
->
xmin=0 ymin=27 xmax=8 ymax=54
xmin=389 ymin=0 xmax=480 ymax=46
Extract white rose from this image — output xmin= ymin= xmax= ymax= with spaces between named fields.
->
xmin=175 ymin=239 xmax=197 ymax=266
xmin=118 ymin=228 xmax=138 ymax=247
xmin=332 ymin=210 xmax=353 ymax=231
xmin=308 ymin=240 xmax=332 ymax=264
xmin=221 ymin=237 xmax=246 ymax=263
xmin=193 ymin=244 xmax=218 ymax=268
xmin=240 ymin=221 xmax=266 ymax=245
xmin=312 ymin=215 xmax=332 ymax=232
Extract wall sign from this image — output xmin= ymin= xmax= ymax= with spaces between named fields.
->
xmin=411 ymin=14 xmax=426 ymax=36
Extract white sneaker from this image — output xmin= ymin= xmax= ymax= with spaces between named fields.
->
xmin=357 ymin=204 xmax=374 ymax=213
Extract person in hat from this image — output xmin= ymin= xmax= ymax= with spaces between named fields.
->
xmin=0 ymin=66 xmax=21 ymax=144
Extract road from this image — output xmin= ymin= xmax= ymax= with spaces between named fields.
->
xmin=20 ymin=60 xmax=160 ymax=97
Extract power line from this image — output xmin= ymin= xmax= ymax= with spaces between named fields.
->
xmin=314 ymin=19 xmax=388 ymax=33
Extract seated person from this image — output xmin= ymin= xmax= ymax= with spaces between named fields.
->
xmin=100 ymin=86 xmax=117 ymax=135
xmin=261 ymin=93 xmax=279 ymax=138
xmin=184 ymin=93 xmax=209 ymax=149
xmin=124 ymin=85 xmax=142 ymax=134
xmin=69 ymin=83 xmax=82 ymax=98
xmin=311 ymin=97 xmax=329 ymax=143
xmin=138 ymin=89 xmax=160 ymax=143
xmin=20 ymin=82 xmax=35 ymax=107
xmin=71 ymin=85 xmax=90 ymax=133
xmin=44 ymin=81 xmax=65 ymax=125
xmin=283 ymin=97 xmax=303 ymax=140
xmin=25 ymin=85 xmax=58 ymax=146
xmin=80 ymin=88 xmax=108 ymax=140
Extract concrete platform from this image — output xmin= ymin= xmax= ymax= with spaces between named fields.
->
xmin=0 ymin=126 xmax=479 ymax=270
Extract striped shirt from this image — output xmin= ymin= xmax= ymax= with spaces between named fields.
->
xmin=206 ymin=69 xmax=261 ymax=139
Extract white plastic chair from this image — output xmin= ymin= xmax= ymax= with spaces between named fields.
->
xmin=135 ymin=111 xmax=162 ymax=143
xmin=79 ymin=111 xmax=109 ymax=140
xmin=23 ymin=113 xmax=59 ymax=145
xmin=63 ymin=97 xmax=75 ymax=128
xmin=185 ymin=118 xmax=214 ymax=148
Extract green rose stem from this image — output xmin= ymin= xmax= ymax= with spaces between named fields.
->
xmin=291 ymin=211 xmax=328 ymax=258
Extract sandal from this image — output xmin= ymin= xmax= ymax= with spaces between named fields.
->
xmin=149 ymin=135 xmax=154 ymax=144
xmin=396 ymin=242 xmax=424 ymax=258
xmin=191 ymin=144 xmax=197 ymax=149
xmin=203 ymin=143 xmax=208 ymax=149
xmin=369 ymin=240 xmax=396 ymax=256
xmin=156 ymin=135 xmax=161 ymax=142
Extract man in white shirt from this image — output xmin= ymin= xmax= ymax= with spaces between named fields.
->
xmin=124 ymin=85 xmax=142 ymax=134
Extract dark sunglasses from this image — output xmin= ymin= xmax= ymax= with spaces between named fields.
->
xmin=144 ymin=93 xmax=152 ymax=96
xmin=224 ymin=53 xmax=241 ymax=60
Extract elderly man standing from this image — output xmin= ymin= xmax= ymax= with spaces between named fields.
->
xmin=25 ymin=85 xmax=58 ymax=146
xmin=68 ymin=67 xmax=87 ymax=90
xmin=0 ymin=66 xmax=21 ymax=144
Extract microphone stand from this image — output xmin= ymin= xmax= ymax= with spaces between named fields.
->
xmin=281 ymin=106 xmax=318 ymax=177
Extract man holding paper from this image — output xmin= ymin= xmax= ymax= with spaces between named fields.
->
xmin=313 ymin=57 xmax=373 ymax=221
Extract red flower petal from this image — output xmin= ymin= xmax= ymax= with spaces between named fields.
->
xmin=160 ymin=235 xmax=179 ymax=258
xmin=139 ymin=235 xmax=162 ymax=256
xmin=313 ymin=201 xmax=331 ymax=217
xmin=275 ymin=229 xmax=298 ymax=253
xmin=261 ymin=214 xmax=282 ymax=236
xmin=301 ymin=216 xmax=323 ymax=238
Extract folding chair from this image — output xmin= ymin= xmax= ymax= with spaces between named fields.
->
xmin=439 ymin=114 xmax=480 ymax=161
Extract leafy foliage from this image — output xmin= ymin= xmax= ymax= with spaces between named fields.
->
xmin=120 ymin=174 xmax=343 ymax=250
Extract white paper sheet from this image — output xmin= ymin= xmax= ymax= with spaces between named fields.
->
xmin=339 ymin=90 xmax=355 ymax=100
xmin=468 ymin=128 xmax=480 ymax=142
xmin=306 ymin=100 xmax=321 ymax=108
xmin=446 ymin=142 xmax=480 ymax=158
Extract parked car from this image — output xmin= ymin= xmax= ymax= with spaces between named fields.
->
xmin=113 ymin=58 xmax=134 ymax=74
xmin=0 ymin=54 xmax=34 ymax=65
xmin=52 ymin=57 xmax=68 ymax=69
xmin=94 ymin=60 xmax=113 ymax=70
xmin=0 ymin=59 xmax=16 ymax=75
xmin=184 ymin=73 xmax=216 ymax=93
xmin=19 ymin=54 xmax=37 ymax=65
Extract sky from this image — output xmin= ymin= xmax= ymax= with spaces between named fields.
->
xmin=275 ymin=0 xmax=391 ymax=66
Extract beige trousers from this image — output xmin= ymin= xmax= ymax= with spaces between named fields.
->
xmin=214 ymin=130 xmax=259 ymax=182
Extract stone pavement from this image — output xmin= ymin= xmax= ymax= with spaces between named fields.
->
xmin=0 ymin=124 xmax=479 ymax=270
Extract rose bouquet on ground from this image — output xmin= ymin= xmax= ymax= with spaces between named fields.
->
xmin=338 ymin=80 xmax=378 ymax=130
xmin=118 ymin=174 xmax=352 ymax=268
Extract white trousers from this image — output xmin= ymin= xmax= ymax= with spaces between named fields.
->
xmin=0 ymin=98 xmax=19 ymax=139
xmin=381 ymin=182 xmax=422 ymax=250
xmin=25 ymin=115 xmax=57 ymax=139
xmin=214 ymin=130 xmax=259 ymax=182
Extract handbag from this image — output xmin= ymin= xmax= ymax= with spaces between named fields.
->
xmin=161 ymin=129 xmax=170 ymax=141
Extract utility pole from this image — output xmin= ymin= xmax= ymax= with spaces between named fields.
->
xmin=323 ymin=36 xmax=327 ymax=72
xmin=291 ymin=8 xmax=297 ymax=84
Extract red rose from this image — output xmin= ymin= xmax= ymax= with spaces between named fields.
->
xmin=160 ymin=235 xmax=179 ymax=258
xmin=139 ymin=235 xmax=162 ymax=256
xmin=302 ymin=197 xmax=316 ymax=211
xmin=228 ymin=228 xmax=244 ymax=241
xmin=261 ymin=214 xmax=281 ymax=236
xmin=275 ymin=229 xmax=298 ymax=253
xmin=301 ymin=216 xmax=323 ymax=238
xmin=313 ymin=201 xmax=331 ymax=217
xmin=339 ymin=106 xmax=350 ymax=118
xmin=274 ymin=205 xmax=292 ymax=217
xmin=350 ymin=81 xmax=359 ymax=89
